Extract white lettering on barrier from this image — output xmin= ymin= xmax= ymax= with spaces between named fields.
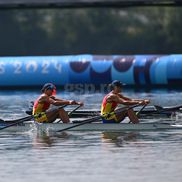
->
xmin=13 ymin=61 xmax=22 ymax=74
xmin=0 ymin=62 xmax=5 ymax=74
xmin=54 ymin=61 xmax=62 ymax=73
xmin=42 ymin=61 xmax=49 ymax=74
xmin=0 ymin=61 xmax=63 ymax=74
xmin=26 ymin=61 xmax=38 ymax=73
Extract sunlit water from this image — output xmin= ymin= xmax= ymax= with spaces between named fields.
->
xmin=0 ymin=89 xmax=182 ymax=182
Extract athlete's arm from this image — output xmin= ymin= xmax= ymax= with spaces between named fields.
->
xmin=132 ymin=99 xmax=150 ymax=104
xmin=118 ymin=94 xmax=132 ymax=101
xmin=118 ymin=94 xmax=150 ymax=105
xmin=48 ymin=97 xmax=83 ymax=106
xmin=107 ymin=94 xmax=143 ymax=105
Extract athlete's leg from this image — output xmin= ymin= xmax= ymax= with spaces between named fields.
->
xmin=127 ymin=109 xmax=139 ymax=124
xmin=114 ymin=108 xmax=139 ymax=124
xmin=46 ymin=108 xmax=70 ymax=123
xmin=58 ymin=108 xmax=70 ymax=123
xmin=46 ymin=109 xmax=59 ymax=123
xmin=115 ymin=111 xmax=127 ymax=122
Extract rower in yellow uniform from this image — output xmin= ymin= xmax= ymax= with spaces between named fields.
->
xmin=33 ymin=83 xmax=83 ymax=123
xmin=101 ymin=80 xmax=150 ymax=124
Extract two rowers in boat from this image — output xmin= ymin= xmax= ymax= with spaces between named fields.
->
xmin=33 ymin=81 xmax=149 ymax=124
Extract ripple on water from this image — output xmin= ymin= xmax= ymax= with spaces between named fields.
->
xmin=0 ymin=90 xmax=182 ymax=182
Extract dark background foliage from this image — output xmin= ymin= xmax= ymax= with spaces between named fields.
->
xmin=0 ymin=6 xmax=181 ymax=56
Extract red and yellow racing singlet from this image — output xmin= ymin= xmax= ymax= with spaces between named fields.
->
xmin=101 ymin=94 xmax=118 ymax=120
xmin=33 ymin=96 xmax=50 ymax=114
xmin=32 ymin=96 xmax=50 ymax=122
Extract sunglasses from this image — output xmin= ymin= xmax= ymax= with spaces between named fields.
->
xmin=46 ymin=85 xmax=56 ymax=91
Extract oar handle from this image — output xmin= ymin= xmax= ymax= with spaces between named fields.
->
xmin=68 ymin=105 xmax=82 ymax=117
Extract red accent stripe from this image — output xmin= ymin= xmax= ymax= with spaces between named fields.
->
xmin=102 ymin=94 xmax=118 ymax=112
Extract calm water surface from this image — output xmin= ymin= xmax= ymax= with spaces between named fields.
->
xmin=0 ymin=89 xmax=182 ymax=182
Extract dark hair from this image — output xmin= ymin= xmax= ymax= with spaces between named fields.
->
xmin=109 ymin=83 xmax=114 ymax=90
xmin=110 ymin=80 xmax=124 ymax=90
xmin=41 ymin=83 xmax=56 ymax=93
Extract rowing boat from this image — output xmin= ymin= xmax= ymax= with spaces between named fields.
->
xmin=26 ymin=105 xmax=182 ymax=119
xmin=0 ymin=121 xmax=182 ymax=132
xmin=69 ymin=110 xmax=177 ymax=119
xmin=0 ymin=104 xmax=181 ymax=132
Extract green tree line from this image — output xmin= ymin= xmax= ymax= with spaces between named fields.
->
xmin=0 ymin=7 xmax=181 ymax=56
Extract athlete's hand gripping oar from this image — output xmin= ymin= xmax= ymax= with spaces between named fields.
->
xmin=56 ymin=103 xmax=141 ymax=133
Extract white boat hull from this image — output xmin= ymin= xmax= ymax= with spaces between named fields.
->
xmin=1 ymin=122 xmax=182 ymax=132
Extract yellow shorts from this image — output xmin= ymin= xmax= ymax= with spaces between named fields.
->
xmin=105 ymin=114 xmax=117 ymax=120
xmin=33 ymin=112 xmax=48 ymax=123
xmin=102 ymin=112 xmax=118 ymax=122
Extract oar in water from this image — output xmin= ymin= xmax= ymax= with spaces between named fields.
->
xmin=0 ymin=105 xmax=67 ymax=131
xmin=57 ymin=103 xmax=142 ymax=133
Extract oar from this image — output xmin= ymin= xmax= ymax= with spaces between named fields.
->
xmin=0 ymin=115 xmax=33 ymax=131
xmin=154 ymin=105 xmax=164 ymax=112
xmin=56 ymin=105 xmax=82 ymax=123
xmin=0 ymin=105 xmax=67 ymax=131
xmin=0 ymin=115 xmax=33 ymax=123
xmin=57 ymin=103 xmax=141 ymax=133
xmin=154 ymin=104 xmax=182 ymax=112
xmin=68 ymin=105 xmax=82 ymax=117
xmin=136 ymin=103 xmax=149 ymax=117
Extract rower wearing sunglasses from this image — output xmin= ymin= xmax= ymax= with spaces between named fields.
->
xmin=33 ymin=83 xmax=83 ymax=123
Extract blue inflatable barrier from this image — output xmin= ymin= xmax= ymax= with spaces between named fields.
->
xmin=0 ymin=54 xmax=181 ymax=87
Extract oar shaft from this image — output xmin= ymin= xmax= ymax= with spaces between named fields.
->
xmin=1 ymin=115 xmax=33 ymax=123
xmin=57 ymin=116 xmax=101 ymax=132
xmin=0 ymin=116 xmax=33 ymax=131
xmin=56 ymin=105 xmax=82 ymax=123
xmin=57 ymin=103 xmax=141 ymax=132
xmin=136 ymin=104 xmax=148 ymax=117
xmin=0 ymin=104 xmax=79 ymax=131
xmin=68 ymin=105 xmax=82 ymax=117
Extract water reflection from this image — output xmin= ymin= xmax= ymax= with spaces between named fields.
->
xmin=101 ymin=132 xmax=138 ymax=147
xmin=32 ymin=130 xmax=140 ymax=149
xmin=101 ymin=130 xmax=182 ymax=148
xmin=32 ymin=131 xmax=70 ymax=149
